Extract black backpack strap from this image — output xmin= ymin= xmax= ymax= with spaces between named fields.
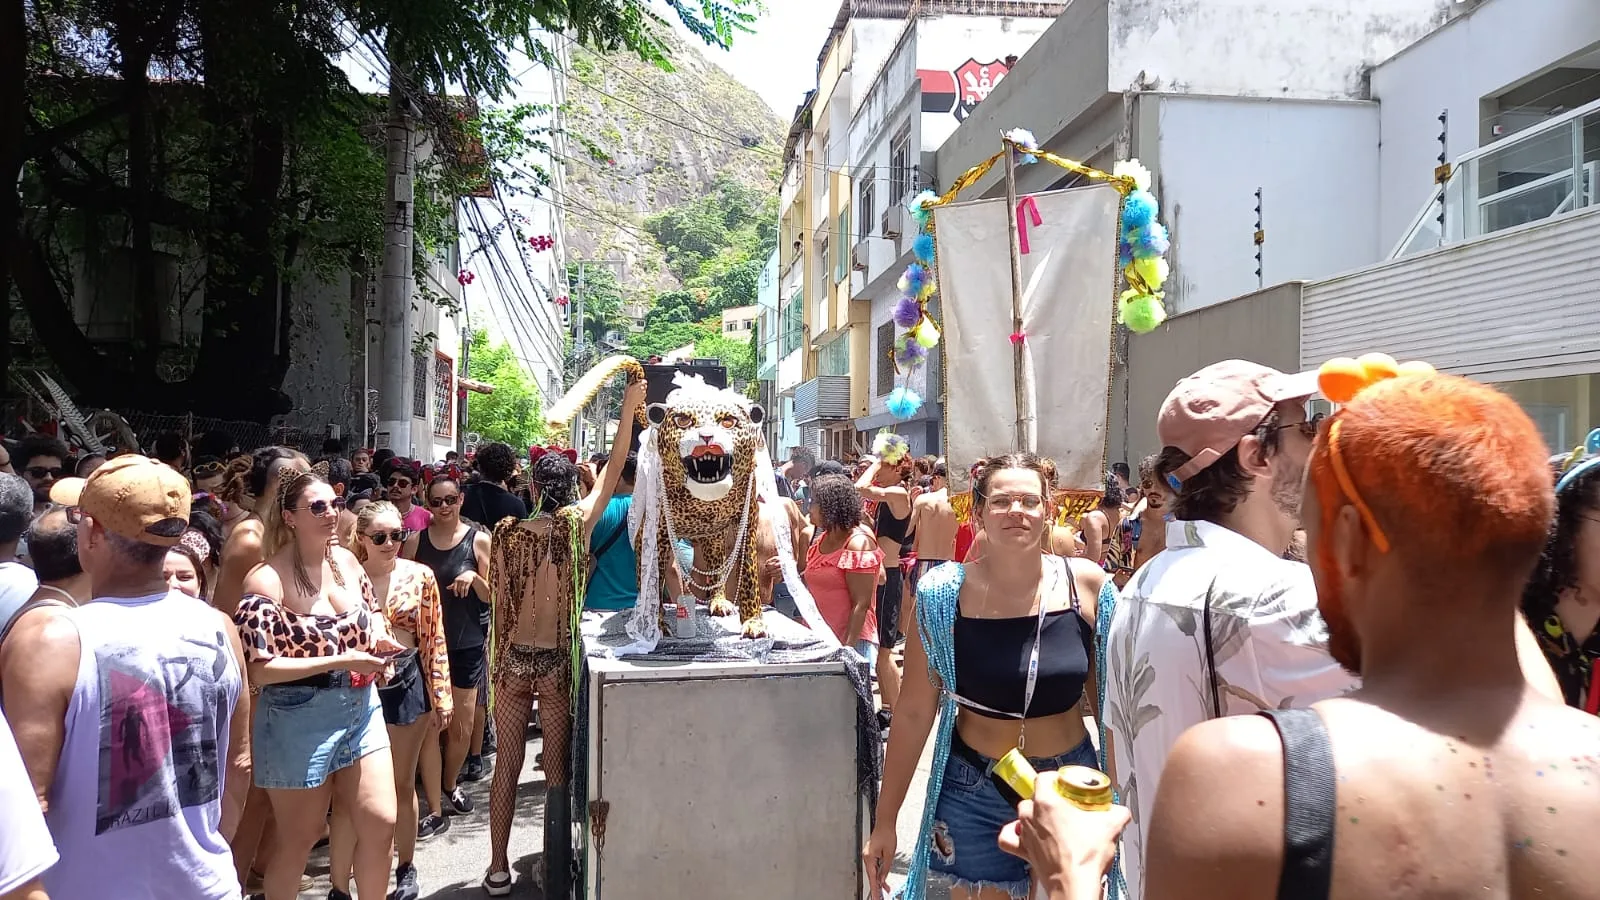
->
xmin=1258 ymin=708 xmax=1336 ymax=900
xmin=591 ymin=518 xmax=628 ymax=561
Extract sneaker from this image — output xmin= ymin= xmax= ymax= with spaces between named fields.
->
xmin=482 ymin=870 xmax=513 ymax=897
xmin=461 ymin=754 xmax=485 ymax=783
xmin=417 ymin=812 xmax=448 ymax=839
xmin=388 ymin=862 xmax=420 ymax=900
xmin=446 ymin=785 xmax=475 ymax=815
xmin=328 ymin=889 xmax=353 ymax=900
xmin=876 ymin=708 xmax=893 ymax=732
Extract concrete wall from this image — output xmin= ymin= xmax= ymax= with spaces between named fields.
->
xmin=1144 ymin=94 xmax=1381 ymax=312
xmin=280 ymin=271 xmax=361 ymax=442
xmin=1112 ymin=281 xmax=1302 ymax=467
xmin=1109 ymin=0 xmax=1449 ymax=100
xmin=1371 ymin=0 xmax=1600 ymax=248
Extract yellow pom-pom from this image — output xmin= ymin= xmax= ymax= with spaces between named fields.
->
xmin=918 ymin=279 xmax=936 ymax=299
xmin=1357 ymin=352 xmax=1399 ymax=383
xmin=1129 ymin=257 xmax=1170 ymax=292
xmin=914 ymin=319 xmax=941 ymax=349
xmin=1396 ymin=360 xmax=1436 ymax=378
xmin=1318 ymin=357 xmax=1367 ymax=404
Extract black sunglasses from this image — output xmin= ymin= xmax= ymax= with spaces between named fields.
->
xmin=26 ymin=466 xmax=66 ymax=479
xmin=387 ymin=477 xmax=414 ymax=489
xmin=366 ymin=529 xmax=408 ymax=546
xmin=428 ymin=494 xmax=461 ymax=508
xmin=1268 ymin=412 xmax=1326 ymax=441
xmin=289 ymin=498 xmax=345 ymax=517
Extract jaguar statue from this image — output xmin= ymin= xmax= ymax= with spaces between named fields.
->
xmin=636 ymin=372 xmax=767 ymax=638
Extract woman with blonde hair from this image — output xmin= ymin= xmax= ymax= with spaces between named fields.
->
xmin=326 ymin=500 xmax=451 ymax=900
xmin=234 ymin=471 xmax=401 ymax=900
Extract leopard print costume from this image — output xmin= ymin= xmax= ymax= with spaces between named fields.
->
xmin=640 ymin=380 xmax=768 ymax=638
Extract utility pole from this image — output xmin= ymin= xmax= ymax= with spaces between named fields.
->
xmin=574 ymin=263 xmax=586 ymax=455
xmin=376 ymin=46 xmax=416 ymax=456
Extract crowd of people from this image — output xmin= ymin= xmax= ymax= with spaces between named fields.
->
xmin=1 ymin=352 xmax=1598 ymax=900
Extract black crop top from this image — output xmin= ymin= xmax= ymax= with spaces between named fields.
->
xmin=952 ymin=578 xmax=1092 ymax=720
xmin=875 ymin=498 xmax=911 ymax=543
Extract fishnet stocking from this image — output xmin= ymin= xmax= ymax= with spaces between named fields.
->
xmin=486 ymin=662 xmax=571 ymax=871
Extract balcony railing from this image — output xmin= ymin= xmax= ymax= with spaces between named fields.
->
xmin=1394 ymin=96 xmax=1600 ymax=259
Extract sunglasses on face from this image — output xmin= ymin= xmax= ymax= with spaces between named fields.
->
xmin=1268 ymin=412 xmax=1326 ymax=441
xmin=387 ymin=477 xmax=413 ymax=489
xmin=192 ymin=461 xmax=226 ymax=478
xmin=365 ymin=529 xmax=408 ymax=546
xmin=26 ymin=466 xmax=65 ymax=479
xmin=289 ymin=498 xmax=345 ymax=517
xmin=428 ymin=494 xmax=461 ymax=508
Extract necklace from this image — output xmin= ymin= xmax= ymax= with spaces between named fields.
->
xmin=662 ymin=477 xmax=758 ymax=594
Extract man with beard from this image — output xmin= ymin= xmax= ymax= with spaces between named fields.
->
xmin=1005 ymin=372 xmax=1599 ymax=900
xmin=1102 ymin=360 xmax=1354 ymax=900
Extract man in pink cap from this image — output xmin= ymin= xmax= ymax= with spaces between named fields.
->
xmin=1101 ymin=360 xmax=1353 ymax=900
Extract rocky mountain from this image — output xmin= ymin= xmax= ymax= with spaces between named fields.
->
xmin=561 ymin=31 xmax=784 ymax=301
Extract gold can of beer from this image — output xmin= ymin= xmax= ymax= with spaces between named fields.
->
xmin=1054 ymin=765 xmax=1114 ymax=811
xmin=993 ymin=750 xmax=1114 ymax=811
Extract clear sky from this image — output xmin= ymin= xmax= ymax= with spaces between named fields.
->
xmin=700 ymin=1 xmax=841 ymax=123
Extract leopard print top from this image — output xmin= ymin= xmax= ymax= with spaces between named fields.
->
xmin=488 ymin=508 xmax=583 ymax=684
xmin=234 ymin=574 xmax=383 ymax=662
xmin=374 ymin=559 xmax=452 ymax=714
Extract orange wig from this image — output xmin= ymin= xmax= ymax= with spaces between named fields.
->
xmin=1307 ymin=373 xmax=1553 ymax=571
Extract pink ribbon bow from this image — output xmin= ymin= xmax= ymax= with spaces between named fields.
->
xmin=1009 ymin=332 xmax=1026 ymax=345
xmin=1016 ymin=195 xmax=1042 ymax=255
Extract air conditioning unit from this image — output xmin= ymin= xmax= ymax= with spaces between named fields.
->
xmin=851 ymin=242 xmax=869 ymax=272
xmin=882 ymin=207 xmax=903 ymax=239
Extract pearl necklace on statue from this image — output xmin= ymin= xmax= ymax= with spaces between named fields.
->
xmin=662 ymin=476 xmax=757 ymax=596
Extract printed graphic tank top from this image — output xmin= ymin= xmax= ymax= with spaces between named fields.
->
xmin=46 ymin=590 xmax=243 ymax=900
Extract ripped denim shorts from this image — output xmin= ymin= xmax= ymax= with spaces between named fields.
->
xmin=928 ymin=732 xmax=1099 ymax=898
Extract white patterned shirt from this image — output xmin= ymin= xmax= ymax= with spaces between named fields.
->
xmin=1103 ymin=520 xmax=1356 ymax=900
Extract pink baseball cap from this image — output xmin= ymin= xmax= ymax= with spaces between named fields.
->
xmin=1158 ymin=360 xmax=1320 ymax=482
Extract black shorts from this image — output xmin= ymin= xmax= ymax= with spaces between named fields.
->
xmin=447 ymin=642 xmax=487 ymax=691
xmin=377 ymin=649 xmax=432 ymax=726
xmin=876 ymin=566 xmax=904 ymax=648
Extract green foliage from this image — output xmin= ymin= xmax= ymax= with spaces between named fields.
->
xmin=628 ymin=320 xmax=710 ymax=361
xmin=567 ymin=262 xmax=626 ymax=347
xmin=466 ymin=329 xmax=547 ymax=451
xmin=694 ymin=331 xmax=755 ymax=388
xmin=643 ymin=175 xmax=770 ymax=284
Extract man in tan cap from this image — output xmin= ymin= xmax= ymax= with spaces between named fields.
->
xmin=1100 ymin=360 xmax=1352 ymax=900
xmin=0 ymin=456 xmax=252 ymax=900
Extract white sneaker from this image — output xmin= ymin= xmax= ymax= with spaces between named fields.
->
xmin=482 ymin=871 xmax=512 ymax=897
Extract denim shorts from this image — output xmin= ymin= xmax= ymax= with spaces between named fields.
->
xmin=376 ymin=649 xmax=431 ymax=727
xmin=254 ymin=673 xmax=389 ymax=789
xmin=928 ymin=732 xmax=1100 ymax=898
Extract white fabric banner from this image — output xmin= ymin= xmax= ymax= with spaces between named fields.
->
xmin=934 ymin=183 xmax=1120 ymax=493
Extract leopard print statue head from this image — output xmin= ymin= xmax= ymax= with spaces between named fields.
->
xmin=646 ymin=375 xmax=765 ymax=534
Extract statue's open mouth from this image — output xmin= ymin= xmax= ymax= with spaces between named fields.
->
xmin=684 ymin=445 xmax=733 ymax=484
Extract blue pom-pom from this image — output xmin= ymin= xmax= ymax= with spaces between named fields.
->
xmin=893 ymin=296 xmax=922 ymax=328
xmin=904 ymin=263 xmax=929 ymax=295
xmin=1122 ymin=190 xmax=1158 ymax=230
xmin=894 ymin=336 xmax=927 ymax=369
xmin=1119 ymin=238 xmax=1133 ymax=268
xmin=887 ymin=386 xmax=923 ymax=419
xmin=913 ymin=232 xmax=935 ymax=264
xmin=1133 ymin=223 xmax=1170 ymax=259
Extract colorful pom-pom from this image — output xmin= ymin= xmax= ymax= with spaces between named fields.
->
xmin=893 ymin=296 xmax=922 ymax=328
xmin=1132 ymin=223 xmax=1169 ymax=259
xmin=872 ymin=431 xmax=910 ymax=464
xmin=1113 ymin=159 xmax=1153 ymax=192
xmin=913 ymin=232 xmax=935 ymax=264
xmin=887 ymin=386 xmax=924 ymax=419
xmin=1122 ymin=190 xmax=1158 ymax=230
xmin=1118 ymin=290 xmax=1168 ymax=334
xmin=904 ymin=263 xmax=929 ymax=296
xmin=1119 ymin=239 xmax=1133 ymax=268
xmin=897 ymin=274 xmax=909 ymax=293
xmin=908 ymin=190 xmax=940 ymax=227
xmin=894 ymin=336 xmax=927 ymax=369
xmin=1128 ymin=256 xmax=1170 ymax=292
xmin=1005 ymin=127 xmax=1039 ymax=165
xmin=1318 ymin=358 xmax=1366 ymax=405
xmin=913 ymin=318 xmax=941 ymax=349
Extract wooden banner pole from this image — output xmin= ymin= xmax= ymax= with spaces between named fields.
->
xmin=1001 ymin=137 xmax=1033 ymax=452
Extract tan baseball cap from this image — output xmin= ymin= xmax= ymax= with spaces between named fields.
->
xmin=1158 ymin=360 xmax=1320 ymax=482
xmin=49 ymin=455 xmax=190 ymax=546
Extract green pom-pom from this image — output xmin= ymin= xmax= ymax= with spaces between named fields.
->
xmin=1119 ymin=292 xmax=1168 ymax=334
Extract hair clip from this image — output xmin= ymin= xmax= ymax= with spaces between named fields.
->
xmin=1317 ymin=352 xmax=1436 ymax=404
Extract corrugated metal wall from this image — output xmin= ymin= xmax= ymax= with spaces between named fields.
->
xmin=1113 ymin=283 xmax=1302 ymax=467
xmin=1301 ymin=208 xmax=1600 ymax=382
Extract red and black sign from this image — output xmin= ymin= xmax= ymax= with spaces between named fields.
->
xmin=917 ymin=59 xmax=1010 ymax=121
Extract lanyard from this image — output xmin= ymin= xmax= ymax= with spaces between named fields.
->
xmin=946 ymin=557 xmax=1063 ymax=751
